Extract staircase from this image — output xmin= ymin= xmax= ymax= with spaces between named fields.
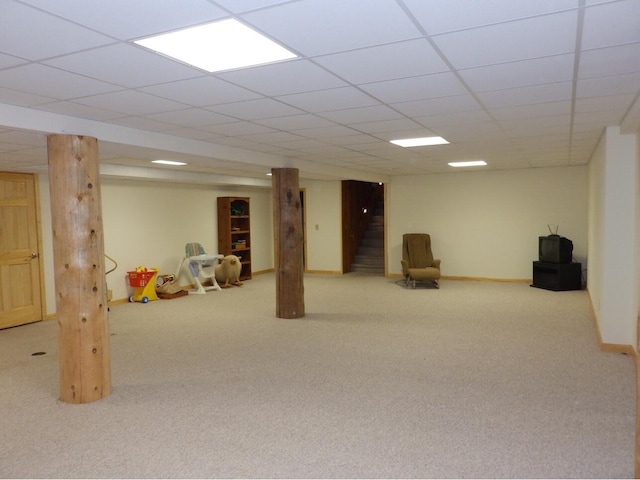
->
xmin=350 ymin=213 xmax=384 ymax=274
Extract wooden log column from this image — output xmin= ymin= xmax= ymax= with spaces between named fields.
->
xmin=272 ymin=168 xmax=305 ymax=319
xmin=47 ymin=134 xmax=111 ymax=404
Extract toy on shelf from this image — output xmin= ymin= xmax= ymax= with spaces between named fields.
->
xmin=127 ymin=266 xmax=158 ymax=303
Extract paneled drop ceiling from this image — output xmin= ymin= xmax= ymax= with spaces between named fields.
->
xmin=0 ymin=0 xmax=638 ymax=183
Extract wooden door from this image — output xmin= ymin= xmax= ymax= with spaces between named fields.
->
xmin=0 ymin=172 xmax=43 ymax=329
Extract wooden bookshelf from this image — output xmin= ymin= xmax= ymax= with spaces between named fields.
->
xmin=217 ymin=197 xmax=251 ymax=280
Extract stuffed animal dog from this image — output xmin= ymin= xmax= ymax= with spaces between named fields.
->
xmin=214 ymin=255 xmax=243 ymax=288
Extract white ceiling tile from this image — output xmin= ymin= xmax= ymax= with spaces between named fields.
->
xmin=237 ymin=131 xmax=303 ymax=145
xmin=218 ymin=59 xmax=347 ymax=96
xmin=491 ymin=101 xmax=571 ymax=120
xmin=405 ymin=0 xmax=579 ymax=34
xmin=0 ymin=2 xmax=114 ymax=60
xmin=0 ymin=0 xmax=636 ymax=181
xmin=207 ymin=98 xmax=304 ymax=120
xmin=254 ymin=114 xmax=335 ymax=131
xmin=200 ymin=136 xmax=259 ymax=149
xmin=318 ymin=105 xmax=404 ymax=124
xmin=582 ymin=0 xmax=640 ymax=50
xmin=277 ymin=87 xmax=380 ymax=112
xmin=0 ymin=87 xmax=54 ymax=107
xmin=314 ymin=39 xmax=449 ymax=85
xmin=200 ymin=121 xmax=276 ymax=136
xmin=434 ymin=122 xmax=506 ymax=142
xmin=243 ymin=0 xmax=422 ymax=56
xmin=322 ymin=134 xmax=381 ymax=146
xmin=572 ymin=124 xmax=605 ymax=137
xmin=20 ymin=0 xmax=227 ymax=40
xmin=575 ymin=94 xmax=637 ymax=112
xmin=45 ymin=44 xmax=202 ymax=88
xmin=459 ymin=54 xmax=575 ymax=91
xmin=275 ymin=138 xmax=338 ymax=152
xmin=477 ymin=82 xmax=573 ymax=108
xmin=212 ymin=0 xmax=292 ymax=13
xmin=0 ymin=53 xmax=28 ymax=69
xmin=140 ymin=77 xmax=261 ymax=107
xmin=573 ymin=109 xmax=626 ymax=125
xmin=350 ymin=119 xmax=425 ymax=135
xmin=359 ymin=72 xmax=467 ymax=104
xmin=578 ymin=43 xmax=640 ymax=78
xmin=144 ymin=108 xmax=241 ymax=128
xmin=74 ymin=90 xmax=188 ymax=116
xmin=415 ymin=110 xmax=493 ymax=128
xmin=292 ymin=125 xmax=366 ymax=139
xmin=499 ymin=114 xmax=571 ymax=131
xmin=162 ymin=128 xmax=222 ymax=141
xmin=373 ymin=128 xmax=442 ymax=142
xmin=0 ymin=64 xmax=122 ymax=100
xmin=433 ymin=11 xmax=578 ymax=69
xmin=392 ymin=94 xmax=482 ymax=117
xmin=584 ymin=0 xmax=620 ymax=4
xmin=502 ymin=122 xmax=571 ymax=137
xmin=577 ymin=72 xmax=640 ymax=98
xmin=405 ymin=0 xmax=579 ymax=35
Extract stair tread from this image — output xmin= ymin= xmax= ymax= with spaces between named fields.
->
xmin=350 ymin=210 xmax=385 ymax=274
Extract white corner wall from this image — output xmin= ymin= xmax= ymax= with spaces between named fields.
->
xmin=588 ymin=126 xmax=639 ymax=347
xmin=300 ymin=180 xmax=342 ymax=273
xmin=387 ymin=166 xmax=588 ymax=279
xmin=39 ymin=175 xmax=273 ymax=314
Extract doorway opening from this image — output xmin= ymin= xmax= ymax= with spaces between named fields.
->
xmin=341 ymin=181 xmax=384 ymax=274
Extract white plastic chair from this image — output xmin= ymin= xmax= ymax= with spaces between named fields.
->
xmin=180 ymin=243 xmax=223 ymax=294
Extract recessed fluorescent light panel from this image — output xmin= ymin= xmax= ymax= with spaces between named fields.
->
xmin=152 ymin=160 xmax=187 ymax=166
xmin=135 ymin=19 xmax=298 ymax=73
xmin=448 ymin=160 xmax=487 ymax=167
xmin=390 ymin=136 xmax=449 ymax=147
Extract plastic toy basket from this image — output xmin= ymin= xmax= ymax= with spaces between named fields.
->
xmin=127 ymin=270 xmax=156 ymax=287
xmin=127 ymin=269 xmax=159 ymax=303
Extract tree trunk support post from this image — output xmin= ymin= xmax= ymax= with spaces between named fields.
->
xmin=272 ymin=168 xmax=305 ymax=319
xmin=47 ymin=134 xmax=111 ymax=404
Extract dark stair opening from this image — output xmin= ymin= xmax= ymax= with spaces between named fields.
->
xmin=350 ymin=196 xmax=384 ymax=274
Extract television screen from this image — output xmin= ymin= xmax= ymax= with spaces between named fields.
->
xmin=539 ymin=235 xmax=573 ymax=263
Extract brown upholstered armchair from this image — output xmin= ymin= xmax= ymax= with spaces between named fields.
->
xmin=401 ymin=233 xmax=441 ymax=288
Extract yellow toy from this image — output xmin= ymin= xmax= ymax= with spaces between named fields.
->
xmin=127 ymin=267 xmax=158 ymax=303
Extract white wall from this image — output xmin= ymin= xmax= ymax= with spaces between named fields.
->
xmin=387 ymin=166 xmax=588 ymax=279
xmin=38 ymin=165 xmax=590 ymax=316
xmin=300 ymin=179 xmax=342 ymax=273
xmin=587 ymin=136 xmax=605 ymax=326
xmin=39 ymin=175 xmax=273 ymax=314
xmin=587 ymin=127 xmax=639 ymax=347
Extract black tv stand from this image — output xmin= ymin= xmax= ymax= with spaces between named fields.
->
xmin=532 ymin=261 xmax=582 ymax=291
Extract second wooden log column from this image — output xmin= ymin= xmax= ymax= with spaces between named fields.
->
xmin=272 ymin=168 xmax=305 ymax=319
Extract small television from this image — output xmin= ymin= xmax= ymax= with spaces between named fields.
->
xmin=539 ymin=235 xmax=573 ymax=264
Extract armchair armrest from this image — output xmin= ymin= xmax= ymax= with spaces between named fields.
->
xmin=432 ymin=259 xmax=441 ymax=269
xmin=400 ymin=260 xmax=409 ymax=276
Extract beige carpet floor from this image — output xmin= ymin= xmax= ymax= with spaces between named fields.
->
xmin=0 ymin=273 xmax=635 ymax=478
